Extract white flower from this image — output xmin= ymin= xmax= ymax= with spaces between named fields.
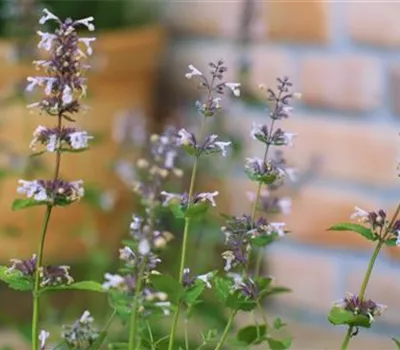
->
xmin=215 ymin=141 xmax=231 ymax=157
xmin=130 ymin=216 xmax=142 ymax=230
xmin=225 ymin=82 xmax=241 ymax=97
xmin=227 ymin=272 xmax=243 ymax=290
xmin=39 ymin=8 xmax=59 ymax=24
xmin=283 ymin=132 xmax=297 ymax=146
xmin=44 ymin=77 xmax=57 ymax=95
xmin=222 ymin=251 xmax=235 ymax=271
xmin=17 ymin=180 xmax=47 ymax=201
xmin=185 ymin=64 xmax=202 ymax=79
xmin=70 ymin=180 xmax=85 ymax=198
xmin=79 ymin=310 xmax=94 ymax=324
xmin=79 ymin=37 xmax=96 ymax=55
xmin=154 ymin=301 xmax=172 ymax=316
xmin=269 ymin=222 xmax=286 ymax=237
xmin=119 ymin=246 xmax=135 ymax=261
xmin=396 ymin=232 xmax=400 ymax=246
xmin=177 ymin=128 xmax=193 ymax=146
xmin=102 ymin=273 xmax=125 ymax=290
xmin=69 ymin=131 xmax=93 ymax=149
xmin=165 ymin=150 xmax=177 ymax=169
xmin=37 ymin=31 xmax=56 ymax=51
xmin=197 ymin=272 xmax=213 ymax=288
xmin=62 ymin=85 xmax=73 ymax=104
xmin=138 ymin=239 xmax=151 ymax=255
xmin=350 ymin=206 xmax=369 ymax=222
xmin=75 ymin=16 xmax=95 ymax=31
xmin=39 ymin=330 xmax=50 ymax=350
xmin=160 ymin=191 xmax=181 ymax=206
xmin=46 ymin=134 xmax=58 ymax=152
xmin=26 ymin=77 xmax=45 ymax=92
xmin=250 ymin=123 xmax=264 ymax=140
xmin=196 ymin=191 xmax=219 ymax=207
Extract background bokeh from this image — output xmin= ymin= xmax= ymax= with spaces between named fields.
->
xmin=0 ymin=0 xmax=399 ymax=349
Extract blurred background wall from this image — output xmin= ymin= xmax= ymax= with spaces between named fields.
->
xmin=0 ymin=0 xmax=399 ymax=348
xmin=163 ymin=0 xmax=400 ymax=347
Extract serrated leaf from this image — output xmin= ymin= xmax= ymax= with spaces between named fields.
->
xmin=251 ymin=233 xmax=279 ymax=247
xmin=273 ymin=318 xmax=286 ymax=330
xmin=11 ymin=198 xmax=47 ymax=211
xmin=328 ymin=223 xmax=376 ymax=242
xmin=150 ymin=274 xmax=183 ymax=303
xmin=392 ymin=337 xmax=400 ymax=349
xmin=237 ymin=325 xmax=267 ymax=345
xmin=385 ymin=238 xmax=398 ymax=247
xmin=42 ymin=280 xmax=104 ymax=293
xmin=182 ymin=281 xmax=206 ymax=306
xmin=0 ymin=266 xmax=33 ymax=291
xmin=214 ymin=277 xmax=232 ymax=304
xmin=327 ymin=307 xmax=371 ymax=328
xmin=226 ymin=292 xmax=257 ymax=311
xmin=266 ymin=337 xmax=292 ymax=350
xmin=185 ymin=202 xmax=209 ymax=219
xmin=169 ymin=203 xmax=185 ymax=219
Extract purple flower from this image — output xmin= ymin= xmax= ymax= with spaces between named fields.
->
xmin=39 ymin=330 xmax=50 ymax=350
xmin=62 ymin=310 xmax=99 ymax=349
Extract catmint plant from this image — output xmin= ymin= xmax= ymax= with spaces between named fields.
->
xmin=0 ymin=9 xmax=104 ymax=350
xmin=328 ymin=204 xmax=400 ymax=349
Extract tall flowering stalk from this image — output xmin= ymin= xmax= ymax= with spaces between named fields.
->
xmin=11 ymin=9 xmax=95 ymax=349
xmin=327 ymin=205 xmax=400 ymax=349
xmin=165 ymin=60 xmax=240 ymax=350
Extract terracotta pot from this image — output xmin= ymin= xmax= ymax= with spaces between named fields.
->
xmin=0 ymin=25 xmax=166 ymax=263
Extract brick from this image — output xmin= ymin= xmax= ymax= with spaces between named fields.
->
xmin=348 ymin=3 xmax=400 ymax=47
xmin=227 ymin=110 xmax=400 ymax=186
xmin=227 ymin=178 xmax=378 ymax=250
xmin=262 ymin=0 xmax=330 ymax=43
xmin=265 ymin=246 xmax=336 ymax=312
xmin=300 ymin=55 xmax=382 ymax=111
xmin=248 ymin=46 xmax=294 ymax=99
xmin=347 ymin=262 xmax=400 ymax=324
xmin=164 ymin=1 xmax=242 ymax=38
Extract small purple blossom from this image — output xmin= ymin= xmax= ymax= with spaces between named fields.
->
xmin=17 ymin=179 xmax=84 ymax=204
xmin=39 ymin=330 xmax=50 ymax=350
xmin=160 ymin=191 xmax=219 ymax=208
xmin=62 ymin=310 xmax=99 ymax=349
xmin=29 ymin=125 xmax=93 ymax=152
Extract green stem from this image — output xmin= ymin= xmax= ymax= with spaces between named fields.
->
xmin=31 ymin=205 xmax=52 ymax=350
xmin=341 ymin=327 xmax=353 ymax=350
xmin=168 ymin=117 xmax=206 ymax=350
xmin=214 ymin=310 xmax=237 ymax=350
xmin=184 ymin=319 xmax=189 ymax=350
xmin=340 ymin=202 xmax=400 ymax=350
xmin=128 ymin=258 xmax=147 ymax=350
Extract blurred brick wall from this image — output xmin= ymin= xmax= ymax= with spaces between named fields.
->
xmin=164 ymin=0 xmax=400 ymax=339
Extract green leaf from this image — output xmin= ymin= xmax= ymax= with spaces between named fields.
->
xmin=11 ymin=198 xmax=47 ymax=211
xmin=150 ymin=274 xmax=183 ymax=303
xmin=214 ymin=277 xmax=232 ymax=304
xmin=169 ymin=203 xmax=185 ymax=219
xmin=327 ymin=307 xmax=371 ymax=328
xmin=0 ymin=266 xmax=33 ymax=291
xmin=226 ymin=292 xmax=257 ymax=311
xmin=184 ymin=202 xmax=209 ymax=219
xmin=392 ymin=338 xmax=400 ymax=349
xmin=251 ymin=233 xmax=278 ymax=247
xmin=237 ymin=325 xmax=267 ymax=345
xmin=266 ymin=337 xmax=292 ymax=350
xmin=328 ymin=223 xmax=376 ymax=242
xmin=273 ymin=318 xmax=287 ymax=330
xmin=42 ymin=280 xmax=104 ymax=293
xmin=182 ymin=281 xmax=206 ymax=306
xmin=385 ymin=238 xmax=398 ymax=247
